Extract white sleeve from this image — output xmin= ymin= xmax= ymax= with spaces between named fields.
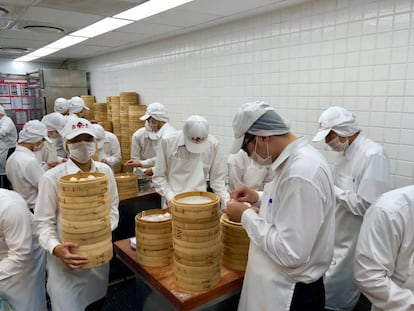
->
xmin=152 ymin=138 xmax=175 ymax=202
xmin=130 ymin=132 xmax=141 ymax=159
xmin=106 ymin=137 xmax=121 ymax=167
xmin=0 ymin=197 xmax=33 ymax=281
xmin=241 ymin=177 xmax=325 ymax=268
xmin=105 ymin=168 xmax=120 ymax=230
xmin=208 ymin=144 xmax=230 ymax=207
xmin=354 ymin=206 xmax=414 ymax=310
xmin=227 ymin=154 xmax=244 ymax=192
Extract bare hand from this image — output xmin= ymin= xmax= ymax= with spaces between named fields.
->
xmin=231 ymin=185 xmax=259 ymax=204
xmin=53 ymin=242 xmax=89 ymax=270
xmin=124 ymin=159 xmax=141 ymax=168
xmin=144 ymin=167 xmax=153 ymax=176
xmin=47 ymin=161 xmax=61 ymax=168
xmin=223 ymin=200 xmax=250 ymax=223
xmin=101 ymin=159 xmax=108 ymax=164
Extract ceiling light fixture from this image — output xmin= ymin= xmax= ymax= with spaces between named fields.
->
xmin=114 ymin=0 xmax=193 ymax=21
xmin=70 ymin=17 xmax=133 ymax=38
xmin=0 ymin=47 xmax=31 ymax=54
xmin=45 ymin=35 xmax=88 ymax=49
xmin=23 ymin=25 xmax=65 ymax=34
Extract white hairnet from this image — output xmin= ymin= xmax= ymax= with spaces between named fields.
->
xmin=18 ymin=120 xmax=52 ymax=144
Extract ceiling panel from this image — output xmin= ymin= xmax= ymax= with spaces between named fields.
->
xmin=0 ymin=0 xmax=311 ymax=62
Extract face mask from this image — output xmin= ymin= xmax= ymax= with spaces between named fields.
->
xmin=33 ymin=142 xmax=45 ymax=152
xmin=327 ymin=136 xmax=349 ymax=152
xmin=251 ymin=138 xmax=272 ymax=166
xmin=68 ymin=141 xmax=95 ymax=164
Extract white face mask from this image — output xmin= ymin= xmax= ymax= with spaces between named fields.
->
xmin=251 ymin=138 xmax=272 ymax=166
xmin=327 ymin=136 xmax=349 ymax=152
xmin=68 ymin=141 xmax=95 ymax=164
xmin=33 ymin=142 xmax=45 ymax=152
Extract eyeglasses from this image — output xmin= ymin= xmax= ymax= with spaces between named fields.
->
xmin=241 ymin=134 xmax=256 ymax=153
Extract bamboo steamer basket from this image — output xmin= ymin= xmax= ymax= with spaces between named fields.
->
xmin=71 ymin=238 xmax=113 ymax=269
xmin=135 ymin=209 xmax=173 ymax=267
xmin=172 ymin=225 xmax=220 ymax=242
xmin=173 ymin=257 xmax=220 ymax=277
xmin=174 ymin=253 xmax=221 ymax=267
xmin=171 ymin=191 xmax=220 ymax=220
xmin=115 ymin=173 xmax=138 ymax=200
xmin=58 ymin=172 xmax=108 ymax=197
xmin=173 ymin=270 xmax=220 ymax=292
xmin=172 ymin=217 xmax=219 ymax=230
xmin=220 ymin=214 xmax=250 ymax=271
xmin=173 ymin=235 xmax=221 ymax=249
xmin=58 ymin=172 xmax=112 ymax=269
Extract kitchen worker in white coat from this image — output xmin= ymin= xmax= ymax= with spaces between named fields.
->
xmin=225 ymin=102 xmax=335 ymax=311
xmin=92 ymin=123 xmax=121 ymax=169
xmin=54 ymin=97 xmax=70 ymax=116
xmin=0 ymin=189 xmax=46 ymax=311
xmin=38 ymin=112 xmax=68 ymax=169
xmin=6 ymin=120 xmax=51 ymax=212
xmin=68 ymin=96 xmax=89 ymax=118
xmin=0 ymin=105 xmax=17 ymax=189
xmin=152 ymin=115 xmax=230 ymax=208
xmin=354 ymin=185 xmax=414 ymax=311
xmin=125 ymin=102 xmax=176 ymax=176
xmin=34 ymin=117 xmax=119 ymax=311
xmin=312 ymin=106 xmax=389 ymax=311
xmin=227 ymin=149 xmax=274 ymax=191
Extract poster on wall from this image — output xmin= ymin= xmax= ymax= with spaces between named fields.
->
xmin=0 ymin=78 xmax=42 ymax=126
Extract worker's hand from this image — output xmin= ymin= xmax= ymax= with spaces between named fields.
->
xmin=124 ymin=159 xmax=141 ymax=168
xmin=144 ymin=167 xmax=153 ymax=176
xmin=223 ymin=200 xmax=250 ymax=223
xmin=101 ymin=159 xmax=108 ymax=164
xmin=230 ymin=185 xmax=259 ymax=204
xmin=47 ymin=161 xmax=61 ymax=168
xmin=53 ymin=242 xmax=89 ymax=270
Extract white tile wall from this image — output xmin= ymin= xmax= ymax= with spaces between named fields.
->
xmin=76 ymin=0 xmax=414 ymax=189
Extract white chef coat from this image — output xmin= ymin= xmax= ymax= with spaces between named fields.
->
xmin=0 ymin=189 xmax=46 ymax=311
xmin=325 ymin=133 xmax=389 ymax=310
xmin=33 ymin=159 xmax=119 ymax=311
xmin=35 ymin=141 xmax=61 ymax=171
xmin=354 ymin=186 xmax=414 ymax=311
xmin=152 ymin=131 xmax=230 ymax=206
xmin=130 ymin=123 xmax=176 ymax=172
xmin=97 ymin=131 xmax=121 ymax=168
xmin=5 ymin=146 xmax=45 ymax=211
xmin=0 ymin=115 xmax=17 ymax=174
xmin=227 ymin=149 xmax=274 ymax=191
xmin=238 ymin=137 xmax=335 ymax=311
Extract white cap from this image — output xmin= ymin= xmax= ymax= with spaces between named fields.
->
xmin=183 ymin=115 xmax=209 ymax=153
xmin=0 ymin=105 xmax=5 ymax=115
xmin=69 ymin=96 xmax=89 ymax=114
xmin=62 ymin=117 xmax=96 ymax=140
xmin=54 ymin=98 xmax=69 ymax=114
xmin=139 ymin=102 xmax=169 ymax=122
xmin=18 ymin=120 xmax=52 ymax=144
xmin=92 ymin=124 xmax=106 ymax=149
xmin=312 ymin=106 xmax=360 ymax=142
xmin=41 ymin=112 xmax=67 ymax=133
xmin=230 ymin=102 xmax=289 ymax=153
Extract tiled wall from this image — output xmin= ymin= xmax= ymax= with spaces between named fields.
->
xmin=77 ymin=0 xmax=414 ymax=189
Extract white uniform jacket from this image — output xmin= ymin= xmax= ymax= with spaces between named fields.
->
xmin=0 ymin=116 xmax=17 ymax=174
xmin=238 ymin=137 xmax=335 ymax=311
xmin=33 ymin=159 xmax=119 ymax=311
xmin=152 ymin=131 xmax=230 ymax=206
xmin=0 ymin=189 xmax=46 ymax=311
xmin=354 ymin=186 xmax=414 ymax=311
xmin=5 ymin=146 xmax=45 ymax=210
xmin=130 ymin=127 xmax=157 ymax=173
xmin=98 ymin=131 xmax=121 ymax=168
xmin=35 ymin=141 xmax=60 ymax=170
xmin=227 ymin=149 xmax=274 ymax=191
xmin=325 ymin=133 xmax=389 ymax=310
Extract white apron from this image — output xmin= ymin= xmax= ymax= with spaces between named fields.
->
xmin=238 ymin=191 xmax=296 ymax=311
xmin=325 ymin=173 xmax=362 ymax=310
xmin=47 ymin=253 xmax=109 ymax=311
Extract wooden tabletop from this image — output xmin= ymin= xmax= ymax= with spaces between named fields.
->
xmin=113 ymin=239 xmax=245 ymax=311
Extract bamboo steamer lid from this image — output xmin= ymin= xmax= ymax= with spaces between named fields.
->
xmin=58 ymin=172 xmax=108 ymax=197
xmin=136 ymin=209 xmax=172 ymax=230
xmin=115 ymin=172 xmax=138 ymax=200
xmin=71 ymin=238 xmax=113 ymax=269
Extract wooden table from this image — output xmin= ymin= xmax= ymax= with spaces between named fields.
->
xmin=113 ymin=239 xmax=245 ymax=311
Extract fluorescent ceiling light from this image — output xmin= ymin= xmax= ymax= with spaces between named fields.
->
xmin=30 ymin=47 xmax=58 ymax=57
xmin=14 ymin=55 xmax=39 ymax=62
xmin=114 ymin=0 xmax=193 ymax=21
xmin=71 ymin=17 xmax=133 ymax=38
xmin=45 ymin=35 xmax=88 ymax=49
